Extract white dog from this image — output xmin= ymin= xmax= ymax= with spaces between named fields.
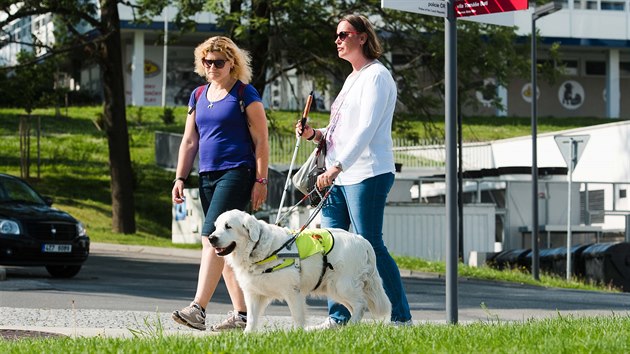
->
xmin=209 ymin=209 xmax=391 ymax=332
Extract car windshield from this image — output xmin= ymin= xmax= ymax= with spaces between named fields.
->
xmin=0 ymin=176 xmax=46 ymax=204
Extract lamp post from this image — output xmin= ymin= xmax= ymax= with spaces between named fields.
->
xmin=531 ymin=1 xmax=562 ymax=281
xmin=161 ymin=7 xmax=168 ymax=108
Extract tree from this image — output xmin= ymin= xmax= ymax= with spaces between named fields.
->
xmin=137 ymin=0 xmax=553 ymax=140
xmin=0 ymin=0 xmax=136 ymax=233
xmin=0 ymin=0 xmax=558 ymax=232
xmin=4 ymin=51 xmax=58 ymax=179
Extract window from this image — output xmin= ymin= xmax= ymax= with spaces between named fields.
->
xmin=620 ymin=62 xmax=630 ymax=77
xmin=572 ymin=0 xmax=599 ymax=9
xmin=586 ymin=0 xmax=598 ymax=9
xmin=585 ymin=61 xmax=606 ymax=76
xmin=560 ymin=60 xmax=579 ymax=76
xmin=581 ymin=190 xmax=605 ymax=224
xmin=601 ymin=0 xmax=625 ymax=10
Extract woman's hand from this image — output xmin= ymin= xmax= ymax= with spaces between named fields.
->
xmin=172 ymin=180 xmax=185 ymax=204
xmin=295 ymin=120 xmax=315 ymax=140
xmin=251 ymin=182 xmax=267 ymax=211
xmin=316 ymin=166 xmax=342 ymax=190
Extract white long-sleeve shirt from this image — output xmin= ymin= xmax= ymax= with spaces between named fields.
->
xmin=322 ymin=60 xmax=396 ymax=186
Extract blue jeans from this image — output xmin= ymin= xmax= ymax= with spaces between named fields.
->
xmin=321 ymin=172 xmax=412 ymax=323
xmin=199 ymin=166 xmax=254 ymax=236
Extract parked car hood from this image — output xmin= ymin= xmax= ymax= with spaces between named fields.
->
xmin=0 ymin=202 xmax=77 ymax=223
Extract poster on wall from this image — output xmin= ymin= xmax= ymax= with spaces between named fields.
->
xmin=557 ymin=80 xmax=585 ymax=110
xmin=475 ymin=78 xmax=496 ymax=107
xmin=124 ymin=45 xmax=164 ymax=105
xmin=520 ymin=83 xmax=540 ymax=103
xmin=124 ymin=45 xmax=204 ymax=106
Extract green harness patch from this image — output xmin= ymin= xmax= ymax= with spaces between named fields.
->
xmin=256 ymin=229 xmax=335 ymax=273
xmin=295 ymin=229 xmax=334 ymax=258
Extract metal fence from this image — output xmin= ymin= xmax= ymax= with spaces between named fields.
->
xmin=157 ymin=131 xmax=491 ymax=171
xmin=269 ymin=135 xmax=449 ymax=168
xmin=269 ymin=135 xmax=493 ymax=170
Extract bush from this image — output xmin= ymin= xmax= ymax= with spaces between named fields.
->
xmin=160 ymin=107 xmax=175 ymax=125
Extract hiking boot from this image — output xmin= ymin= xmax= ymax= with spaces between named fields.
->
xmin=306 ymin=317 xmax=344 ymax=331
xmin=172 ymin=302 xmax=206 ymax=331
xmin=210 ymin=311 xmax=247 ymax=332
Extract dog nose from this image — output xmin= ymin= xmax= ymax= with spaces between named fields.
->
xmin=208 ymin=235 xmax=218 ymax=245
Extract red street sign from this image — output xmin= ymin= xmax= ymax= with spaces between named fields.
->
xmin=455 ymin=0 xmax=528 ymax=17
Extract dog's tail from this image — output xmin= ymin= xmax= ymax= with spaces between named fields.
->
xmin=364 ymin=247 xmax=392 ymax=321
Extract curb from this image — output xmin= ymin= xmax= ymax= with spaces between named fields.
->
xmin=91 ymin=242 xmax=201 ymax=260
xmin=91 ymin=243 xmax=439 ymax=280
xmin=0 ymin=242 xmax=437 ymax=283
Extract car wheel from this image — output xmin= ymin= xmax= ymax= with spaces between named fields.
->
xmin=45 ymin=265 xmax=82 ymax=278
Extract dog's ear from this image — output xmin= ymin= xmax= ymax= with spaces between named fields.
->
xmin=244 ymin=214 xmax=261 ymax=242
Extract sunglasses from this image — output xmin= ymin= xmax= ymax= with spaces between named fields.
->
xmin=336 ymin=31 xmax=359 ymax=41
xmin=201 ymin=58 xmax=227 ymax=69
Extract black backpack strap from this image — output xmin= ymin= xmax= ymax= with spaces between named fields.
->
xmin=237 ymin=82 xmax=246 ymax=114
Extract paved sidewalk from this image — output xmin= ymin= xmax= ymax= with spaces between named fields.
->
xmin=3 ymin=242 xmax=629 ymax=339
xmin=0 ymin=243 xmax=343 ymax=338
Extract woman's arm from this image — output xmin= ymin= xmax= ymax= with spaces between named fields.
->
xmin=172 ymin=109 xmax=200 ymax=204
xmin=246 ymin=101 xmax=269 ymax=211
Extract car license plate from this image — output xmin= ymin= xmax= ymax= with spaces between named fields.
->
xmin=42 ymin=244 xmax=72 ymax=253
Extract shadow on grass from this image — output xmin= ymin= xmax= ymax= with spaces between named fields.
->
xmin=0 ymin=112 xmax=99 ymax=135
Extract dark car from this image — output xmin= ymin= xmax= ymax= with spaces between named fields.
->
xmin=0 ymin=173 xmax=90 ymax=278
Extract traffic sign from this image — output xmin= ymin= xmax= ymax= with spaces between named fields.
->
xmin=553 ymin=134 xmax=589 ymax=282
xmin=554 ymin=135 xmax=590 ymax=169
xmin=382 ymin=0 xmax=448 ymax=18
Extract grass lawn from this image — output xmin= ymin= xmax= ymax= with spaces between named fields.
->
xmin=1 ymin=315 xmax=630 ymax=353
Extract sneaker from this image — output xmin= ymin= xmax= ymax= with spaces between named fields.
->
xmin=210 ymin=311 xmax=247 ymax=332
xmin=172 ymin=302 xmax=206 ymax=331
xmin=391 ymin=319 xmax=413 ymax=327
xmin=306 ymin=317 xmax=344 ymax=331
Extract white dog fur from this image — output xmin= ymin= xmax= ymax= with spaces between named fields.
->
xmin=209 ymin=209 xmax=392 ymax=332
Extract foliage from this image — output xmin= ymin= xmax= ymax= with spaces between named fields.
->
xmin=132 ymin=0 xmax=552 ymax=137
xmin=160 ymin=106 xmax=176 ymax=125
xmin=0 ymin=0 xmax=138 ymax=233
xmin=1 ymin=51 xmax=59 ymax=114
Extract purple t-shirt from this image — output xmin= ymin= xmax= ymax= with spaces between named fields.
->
xmin=188 ymin=81 xmax=261 ymax=173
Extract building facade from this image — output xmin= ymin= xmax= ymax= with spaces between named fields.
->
xmin=507 ymin=0 xmax=630 ymax=118
xmin=1 ymin=1 xmax=629 ymax=118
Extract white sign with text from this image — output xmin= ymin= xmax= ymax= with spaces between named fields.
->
xmin=382 ymin=0 xmax=448 ymax=18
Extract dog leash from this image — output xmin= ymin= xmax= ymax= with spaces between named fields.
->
xmin=274 ymin=186 xmax=331 ymax=228
xmin=268 ymin=186 xmax=333 ymax=259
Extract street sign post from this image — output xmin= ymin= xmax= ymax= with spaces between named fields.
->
xmin=554 ymin=135 xmax=590 ymax=280
xmin=382 ymin=0 xmax=529 ymax=325
xmin=383 ymin=0 xmax=459 ymax=324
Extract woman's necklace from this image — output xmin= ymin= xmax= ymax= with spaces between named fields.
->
xmin=207 ymin=79 xmax=237 ymax=108
xmin=207 ymin=89 xmax=223 ymax=108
